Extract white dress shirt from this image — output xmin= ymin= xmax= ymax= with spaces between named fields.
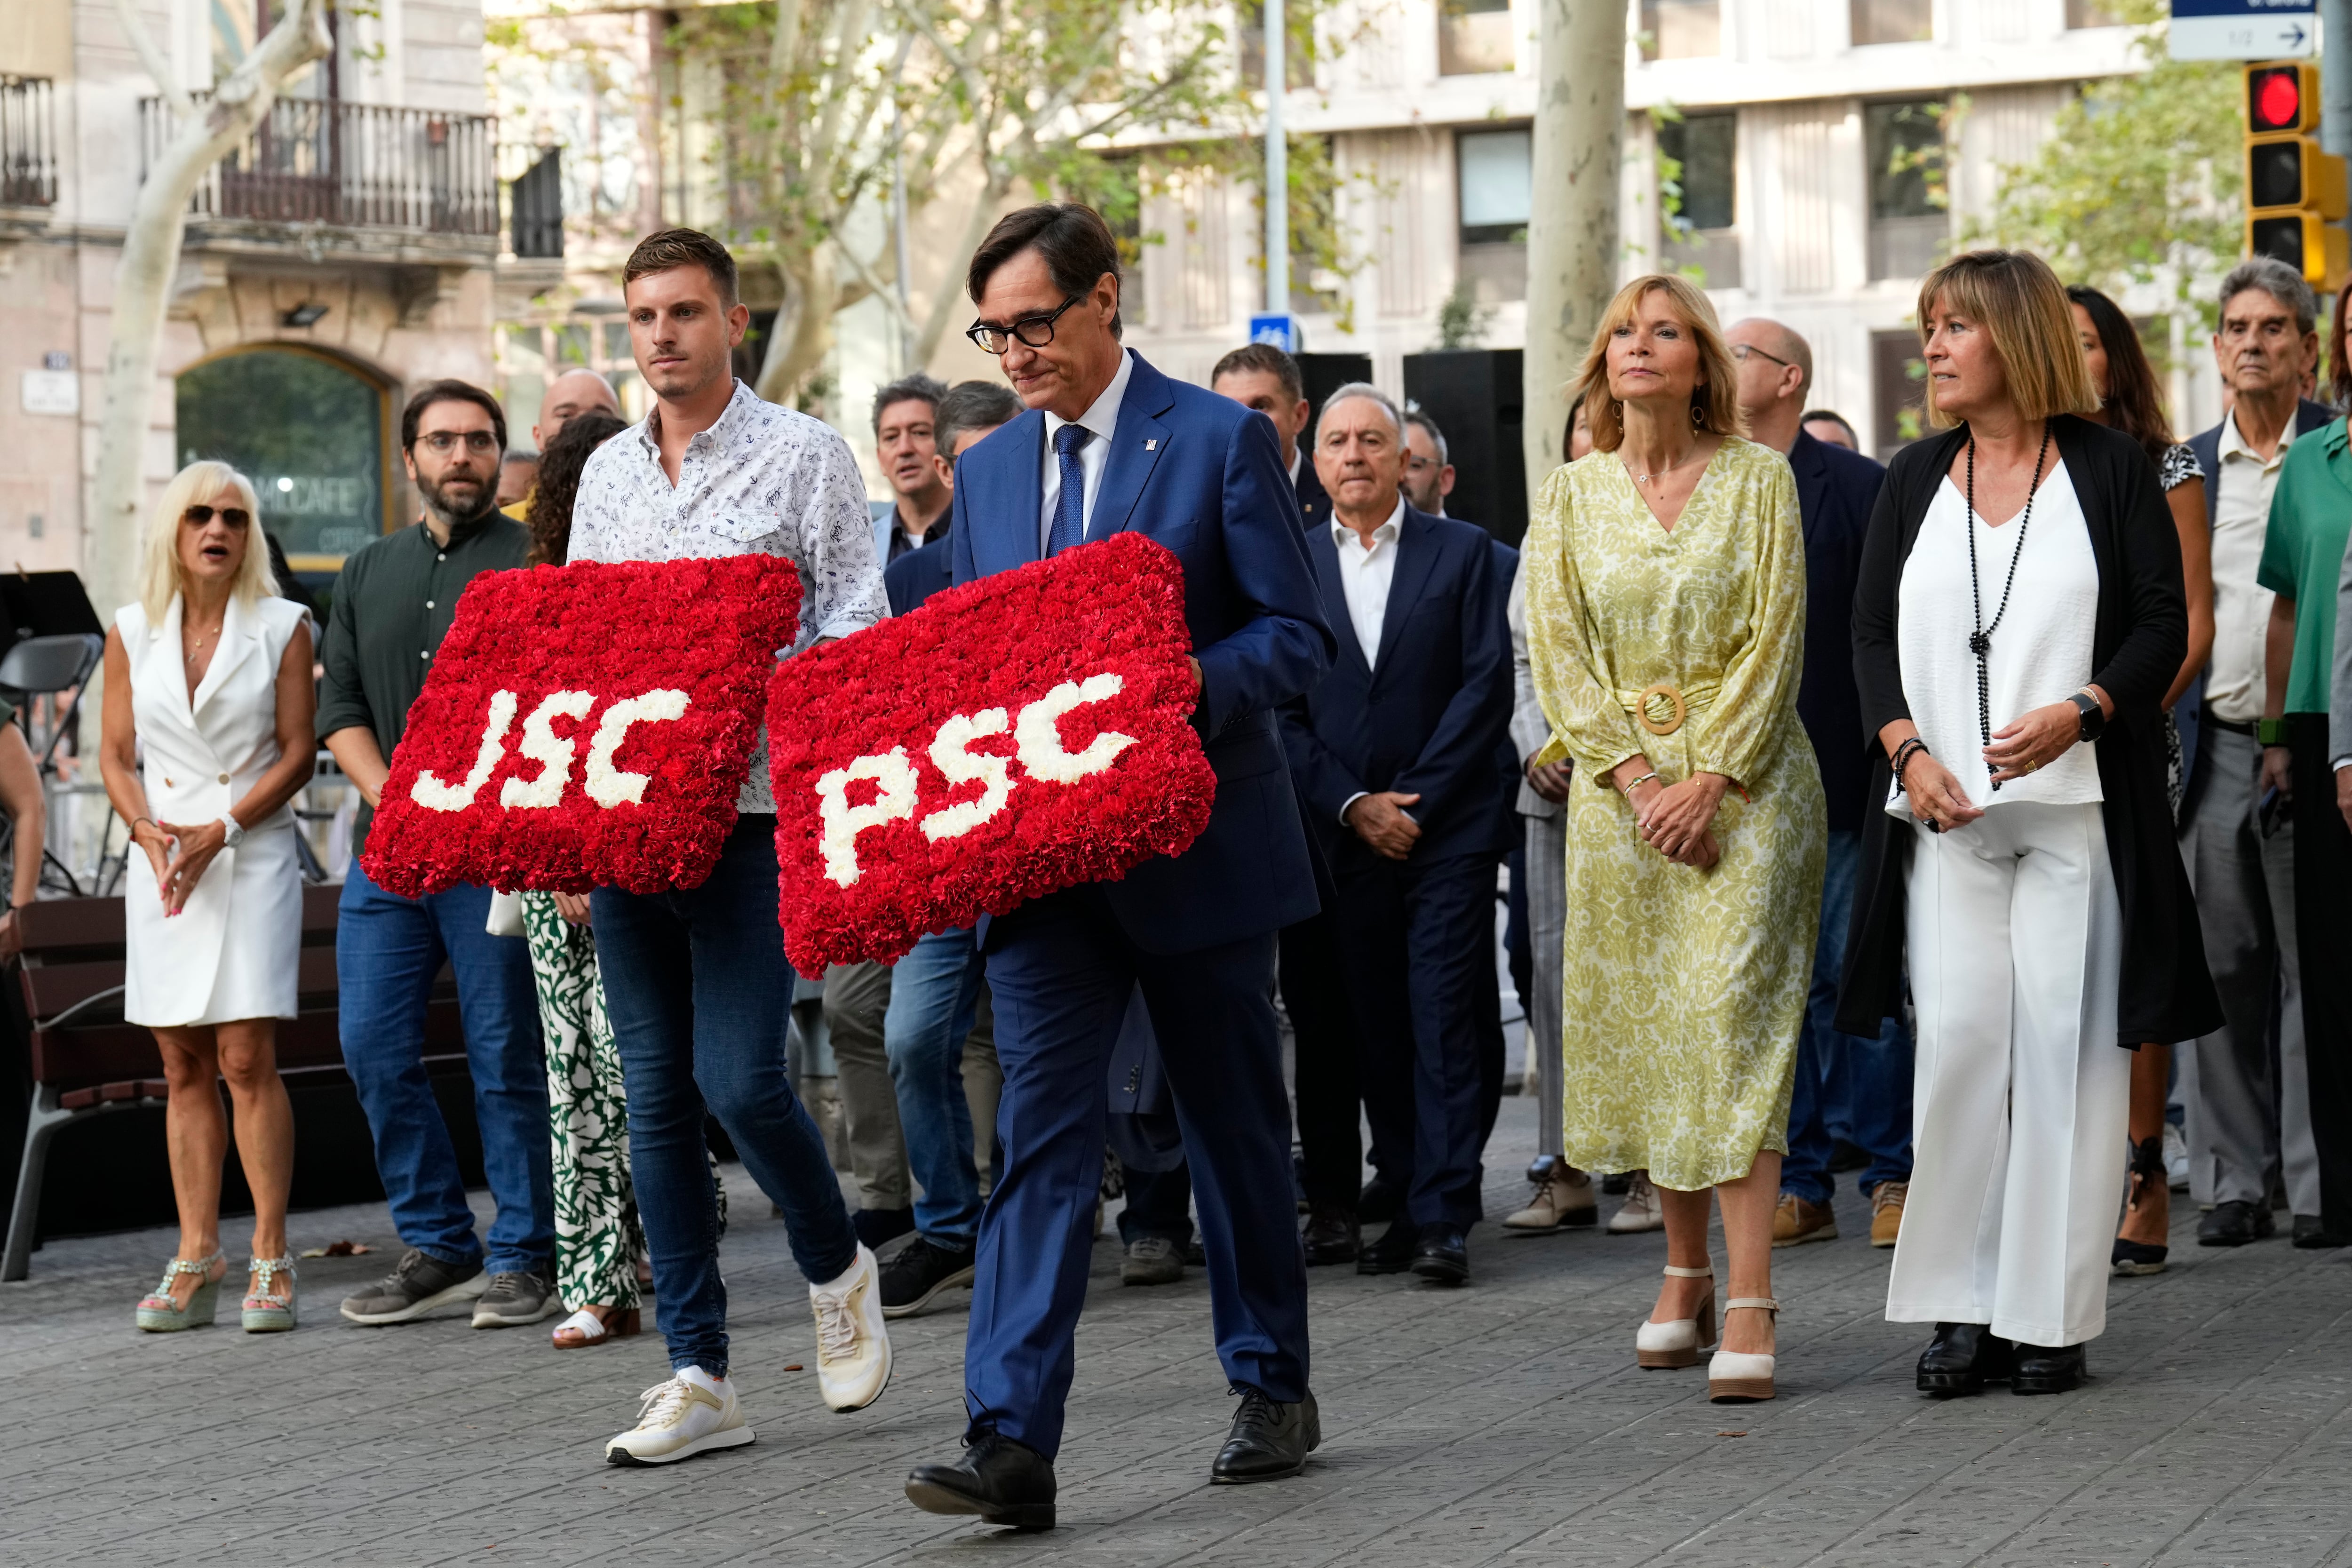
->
xmin=571 ymin=378 xmax=888 ymax=812
xmin=1038 ymin=350 xmax=1136 ymax=555
xmin=2207 ymin=410 xmax=2296 ymax=724
xmin=1332 ymin=499 xmax=1406 ymax=825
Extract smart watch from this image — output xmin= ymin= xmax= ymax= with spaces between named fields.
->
xmin=2068 ymin=691 xmax=2106 ymax=744
xmin=219 ymin=813 xmax=247 ymax=848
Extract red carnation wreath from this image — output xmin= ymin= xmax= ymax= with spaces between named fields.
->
xmin=361 ymin=555 xmax=802 ymax=897
xmin=766 ymin=532 xmax=1215 ymax=974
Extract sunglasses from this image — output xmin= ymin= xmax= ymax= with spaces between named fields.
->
xmin=182 ymin=505 xmax=252 ymax=530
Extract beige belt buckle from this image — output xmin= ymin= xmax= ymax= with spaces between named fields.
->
xmin=1635 ymin=682 xmax=1687 ymax=737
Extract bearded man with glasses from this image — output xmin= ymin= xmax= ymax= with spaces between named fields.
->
xmin=320 ymin=379 xmax=558 ymax=1333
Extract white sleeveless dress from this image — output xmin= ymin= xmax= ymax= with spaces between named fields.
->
xmin=118 ymin=593 xmax=310 ymax=1027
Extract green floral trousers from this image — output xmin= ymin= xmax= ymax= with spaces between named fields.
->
xmin=523 ymin=892 xmax=726 ymax=1311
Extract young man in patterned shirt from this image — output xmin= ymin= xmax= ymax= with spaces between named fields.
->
xmin=568 ymin=227 xmax=893 ymax=1465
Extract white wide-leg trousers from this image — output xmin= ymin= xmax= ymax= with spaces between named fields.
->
xmin=1885 ymin=801 xmax=2128 ymax=1348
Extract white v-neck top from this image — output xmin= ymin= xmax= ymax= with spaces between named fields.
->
xmin=1894 ymin=461 xmax=2103 ymax=813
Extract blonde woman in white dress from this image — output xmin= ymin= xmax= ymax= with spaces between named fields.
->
xmin=100 ymin=460 xmax=317 ymax=1333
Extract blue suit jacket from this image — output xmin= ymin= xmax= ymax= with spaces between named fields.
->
xmin=1281 ymin=503 xmax=1516 ymax=865
xmin=884 ymin=534 xmax=951 ymax=617
xmin=949 ymin=349 xmax=1338 ymax=954
xmin=1790 ymin=430 xmax=1885 ymax=833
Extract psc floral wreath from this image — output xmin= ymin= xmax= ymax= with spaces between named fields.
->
xmin=361 ymin=555 xmax=803 ymax=897
xmin=766 ymin=532 xmax=1215 ymax=974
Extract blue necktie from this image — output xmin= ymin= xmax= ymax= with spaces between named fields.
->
xmin=1048 ymin=424 xmax=1090 ymax=556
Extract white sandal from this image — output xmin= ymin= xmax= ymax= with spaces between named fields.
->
xmin=1634 ymin=1263 xmax=1716 ymax=1369
xmin=551 ymin=1305 xmax=641 ymax=1349
xmin=1708 ymin=1297 xmax=1779 ymax=1401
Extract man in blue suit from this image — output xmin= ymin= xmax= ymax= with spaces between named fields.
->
xmin=901 ymin=204 xmax=1336 ymax=1529
xmin=1281 ymin=383 xmax=1514 ymax=1285
xmin=1726 ymin=317 xmax=1913 ymax=1250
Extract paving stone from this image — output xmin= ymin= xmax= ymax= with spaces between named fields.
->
xmin=6 ymin=1097 xmax=2352 ymax=1566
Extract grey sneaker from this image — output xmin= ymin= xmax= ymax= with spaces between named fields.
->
xmin=1121 ymin=1235 xmax=1185 ymax=1287
xmin=339 ymin=1249 xmax=487 ymax=1325
xmin=472 ymin=1269 xmax=559 ymax=1328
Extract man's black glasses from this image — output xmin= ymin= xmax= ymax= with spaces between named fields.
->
xmin=182 ymin=505 xmax=252 ymax=530
xmin=966 ymin=294 xmax=1084 ymax=355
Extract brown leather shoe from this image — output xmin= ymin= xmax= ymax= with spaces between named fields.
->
xmin=1869 ymin=1181 xmax=1907 ymax=1249
xmin=1770 ymin=1193 xmax=1838 ymax=1248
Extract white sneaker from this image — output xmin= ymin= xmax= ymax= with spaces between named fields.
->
xmin=2163 ymin=1122 xmax=2190 ymax=1191
xmin=604 ymin=1367 xmax=753 ymax=1466
xmin=1608 ymin=1171 xmax=1667 ymax=1234
xmin=810 ymin=1243 xmax=892 ymax=1412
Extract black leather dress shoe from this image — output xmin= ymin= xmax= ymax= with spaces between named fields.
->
xmin=1358 ymin=1175 xmax=1402 ymax=1224
xmin=1301 ymin=1203 xmax=1360 ymax=1266
xmin=1915 ymin=1322 xmax=2014 ymax=1397
xmin=905 ymin=1432 xmax=1057 ymax=1530
xmin=1212 ymin=1387 xmax=1320 ymax=1482
xmin=2293 ymin=1213 xmax=2348 ymax=1248
xmin=2011 ymin=1343 xmax=2088 ymax=1395
xmin=2198 ymin=1199 xmax=2275 ymax=1246
xmin=1409 ymin=1223 xmax=1469 ymax=1284
xmin=1356 ymin=1219 xmax=1418 ymax=1275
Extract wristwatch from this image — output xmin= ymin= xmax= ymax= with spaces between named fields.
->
xmin=2068 ymin=691 xmax=2107 ymax=744
xmin=218 ymin=813 xmax=246 ymax=848
xmin=2259 ymin=716 xmax=2290 ymax=748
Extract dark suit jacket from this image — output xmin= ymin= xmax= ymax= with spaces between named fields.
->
xmin=950 ymin=350 xmax=1337 ymax=954
xmin=1294 ymin=454 xmax=1332 ymax=533
xmin=1788 ymin=430 xmax=1886 ymax=833
xmin=1281 ymin=504 xmax=1515 ymax=865
xmin=2178 ymin=396 xmax=2338 ymax=804
xmin=883 ymin=535 xmax=951 ymax=617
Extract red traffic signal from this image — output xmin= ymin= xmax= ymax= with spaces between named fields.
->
xmin=2249 ymin=63 xmax=2320 ymax=135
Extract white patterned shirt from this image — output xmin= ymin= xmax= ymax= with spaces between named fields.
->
xmin=572 ymin=378 xmax=888 ymax=812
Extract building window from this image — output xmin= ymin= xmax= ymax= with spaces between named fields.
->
xmin=498 ymin=315 xmax=647 ymax=445
xmin=1871 ymin=328 xmax=1929 ymax=458
xmin=2064 ymin=0 xmax=2119 ymax=25
xmin=1865 ymin=98 xmax=1948 ymax=280
xmin=1457 ymin=126 xmax=1531 ymax=302
xmin=175 ymin=346 xmax=387 ymax=568
xmin=1239 ymin=0 xmax=1314 ymax=88
xmin=1641 ymin=0 xmax=1721 ymax=60
xmin=1851 ymin=0 xmax=1932 ymax=46
xmin=1439 ymin=0 xmax=1516 ymax=76
xmin=1657 ymin=111 xmax=1740 ymax=286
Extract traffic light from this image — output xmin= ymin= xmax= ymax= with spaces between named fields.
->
xmin=2244 ymin=62 xmax=2350 ymax=288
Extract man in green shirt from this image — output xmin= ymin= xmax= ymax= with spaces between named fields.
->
xmin=318 ymin=379 xmax=556 ymax=1328
xmin=2257 ymin=407 xmax=2352 ymax=1249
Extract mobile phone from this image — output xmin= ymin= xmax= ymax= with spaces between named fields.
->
xmin=2259 ymin=785 xmax=2285 ymax=838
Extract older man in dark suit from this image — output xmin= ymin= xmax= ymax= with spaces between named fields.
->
xmin=1281 ymin=382 xmax=1513 ymax=1286
xmin=1725 ymin=317 xmax=1913 ymax=1252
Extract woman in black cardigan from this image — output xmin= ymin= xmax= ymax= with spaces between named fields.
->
xmin=1836 ymin=250 xmax=2219 ymax=1398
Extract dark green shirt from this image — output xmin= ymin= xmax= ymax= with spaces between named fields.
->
xmin=318 ymin=510 xmax=532 ymax=852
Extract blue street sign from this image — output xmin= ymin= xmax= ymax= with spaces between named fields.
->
xmin=2170 ymin=0 xmax=2313 ymax=59
xmin=1248 ymin=313 xmax=1300 ymax=353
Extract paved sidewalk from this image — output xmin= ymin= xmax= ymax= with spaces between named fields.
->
xmin=7 ymin=1097 xmax=2352 ymax=1568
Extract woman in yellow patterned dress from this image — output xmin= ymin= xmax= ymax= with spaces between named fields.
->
xmin=1526 ymin=275 xmax=1826 ymax=1403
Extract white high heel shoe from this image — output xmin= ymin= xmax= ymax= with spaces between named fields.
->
xmin=1634 ymin=1263 xmax=1716 ymax=1369
xmin=1708 ymin=1297 xmax=1780 ymax=1401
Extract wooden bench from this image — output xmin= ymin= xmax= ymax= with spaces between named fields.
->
xmin=2 ymin=886 xmax=470 ymax=1280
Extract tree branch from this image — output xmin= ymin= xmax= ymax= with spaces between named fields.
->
xmin=116 ymin=0 xmax=192 ymax=115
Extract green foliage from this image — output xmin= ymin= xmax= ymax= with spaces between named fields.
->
xmin=1434 ymin=283 xmax=1494 ymax=350
xmin=1968 ymin=0 xmax=2241 ymax=329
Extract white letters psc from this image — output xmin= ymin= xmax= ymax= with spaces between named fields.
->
xmin=816 ymin=673 xmax=1136 ymax=887
xmin=410 ymin=687 xmax=691 ymax=813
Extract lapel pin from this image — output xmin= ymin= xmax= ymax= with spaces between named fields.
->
xmin=1144 ymin=438 xmax=1158 ymax=451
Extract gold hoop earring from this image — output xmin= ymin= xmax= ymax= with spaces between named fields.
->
xmin=1691 ymin=404 xmax=1703 ymax=427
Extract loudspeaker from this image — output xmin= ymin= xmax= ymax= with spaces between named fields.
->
xmin=1296 ymin=352 xmax=1373 ymax=422
xmin=1403 ymin=350 xmax=1526 ymax=547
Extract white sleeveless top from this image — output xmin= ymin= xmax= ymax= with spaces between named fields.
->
xmin=1894 ymin=462 xmax=2104 ymax=814
xmin=117 ymin=592 xmax=311 ymax=1026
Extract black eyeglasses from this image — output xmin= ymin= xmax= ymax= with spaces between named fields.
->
xmin=183 ymin=505 xmax=252 ymax=530
xmin=417 ymin=431 xmax=501 ymax=455
xmin=1731 ymin=343 xmax=1793 ymax=370
xmin=966 ymin=294 xmax=1084 ymax=355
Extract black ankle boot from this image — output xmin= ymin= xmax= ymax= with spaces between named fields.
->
xmin=1915 ymin=1322 xmax=2014 ymax=1397
xmin=2011 ymin=1342 xmax=2088 ymax=1395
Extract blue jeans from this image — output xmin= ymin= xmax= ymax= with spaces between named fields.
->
xmin=882 ymin=926 xmax=988 ymax=1247
xmin=336 ymin=862 xmax=552 ymax=1275
xmin=591 ymin=816 xmax=857 ymax=1377
xmin=1784 ymin=829 xmax=1915 ymax=1204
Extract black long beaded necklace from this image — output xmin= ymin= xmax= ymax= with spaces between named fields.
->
xmin=1964 ymin=424 xmax=2050 ymax=794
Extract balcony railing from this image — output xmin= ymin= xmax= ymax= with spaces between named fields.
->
xmin=1 ymin=76 xmax=57 ymax=207
xmin=140 ymin=95 xmax=498 ymax=239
